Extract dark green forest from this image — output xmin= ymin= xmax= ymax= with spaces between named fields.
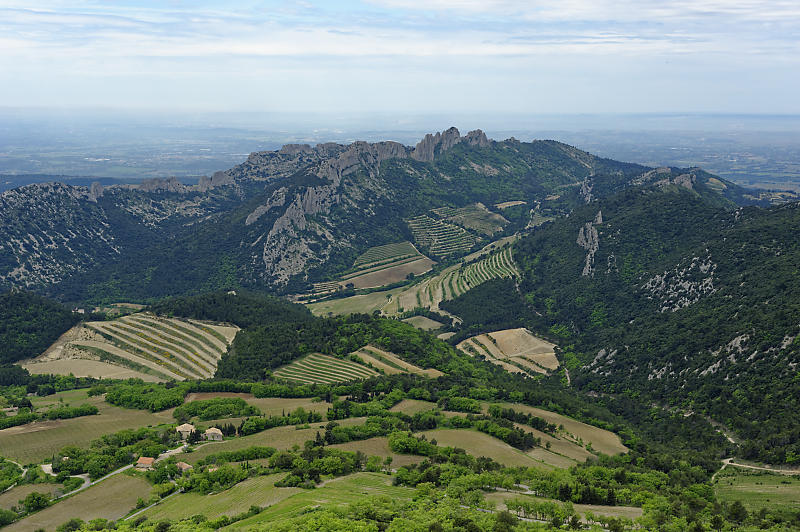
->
xmin=444 ymin=186 xmax=800 ymax=464
xmin=0 ymin=290 xmax=80 ymax=365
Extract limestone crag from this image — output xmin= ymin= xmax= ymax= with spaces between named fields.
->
xmin=576 ymin=210 xmax=602 ymax=277
xmin=411 ymin=127 xmax=490 ymax=162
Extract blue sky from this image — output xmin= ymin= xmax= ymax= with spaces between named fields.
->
xmin=1 ymin=1 xmax=799 ymax=114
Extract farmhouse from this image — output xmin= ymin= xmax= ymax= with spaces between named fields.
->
xmin=135 ymin=456 xmax=155 ymax=470
xmin=176 ymin=423 xmax=195 ymax=440
xmin=204 ymin=427 xmax=223 ymax=441
xmin=175 ymin=461 xmax=193 ymax=474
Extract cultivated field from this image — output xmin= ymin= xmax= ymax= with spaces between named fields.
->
xmin=401 ymin=315 xmax=444 ymax=330
xmin=406 ymin=214 xmax=481 ymax=257
xmin=330 ymin=437 xmax=424 ymax=467
xmin=174 ymin=418 xmax=367 ymax=465
xmin=431 ymin=203 xmax=508 ymax=235
xmin=23 ymin=313 xmax=238 ymax=382
xmin=142 ymin=474 xmax=298 ymax=522
xmin=490 ymin=402 xmax=628 ymax=457
xmin=182 ymin=393 xmax=330 ymax=418
xmin=715 ymin=470 xmax=800 ymax=512
xmin=273 ymin=353 xmax=379 ymax=384
xmin=307 ymin=286 xmax=406 ymax=316
xmin=342 ymin=256 xmax=435 ymax=289
xmin=0 ymin=484 xmax=62 ymax=510
xmin=0 ymin=389 xmax=174 ymax=464
xmin=458 ymin=328 xmax=559 ymax=377
xmin=308 ymin=242 xmax=434 ymax=296
xmin=383 ymin=245 xmax=518 ymax=315
xmin=389 ymin=399 xmax=438 ymax=415
xmin=352 ymin=346 xmax=444 ymax=378
xmin=485 ymin=492 xmax=643 ymax=522
xmin=4 ymin=474 xmax=150 ymax=531
xmin=495 ymin=200 xmax=526 ymax=209
xmin=307 ymin=240 xmax=519 ymax=318
xmin=418 ymin=428 xmax=554 ymax=469
xmin=227 ymin=473 xmax=415 ymax=530
xmin=352 ymin=241 xmax=421 ymax=269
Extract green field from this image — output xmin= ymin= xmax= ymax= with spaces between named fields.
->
xmin=273 ymin=353 xmax=379 ymax=384
xmin=174 ymin=417 xmax=367 ymax=465
xmin=329 ymin=437 xmax=423 ymax=468
xmin=715 ymin=469 xmax=800 ymax=512
xmin=401 ymin=315 xmax=444 ymax=330
xmin=431 ymin=203 xmax=508 ymax=235
xmin=225 ymin=472 xmax=415 ymax=530
xmin=0 ymin=484 xmax=62 ymax=511
xmin=484 ymin=491 xmax=643 ymax=521
xmin=4 ymin=473 xmax=150 ymax=531
xmin=490 ymin=402 xmax=628 ymax=457
xmin=0 ymin=390 xmax=174 ymax=464
xmin=142 ymin=474 xmax=297 ymax=522
xmin=352 ymin=241 xmax=421 ymax=269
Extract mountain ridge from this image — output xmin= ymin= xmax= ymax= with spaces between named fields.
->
xmin=0 ymin=128 xmax=777 ymax=303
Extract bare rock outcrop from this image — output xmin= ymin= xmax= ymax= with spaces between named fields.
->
xmin=411 ymin=127 xmax=490 ymax=162
xmin=88 ymin=182 xmax=104 ymax=202
xmin=577 ymin=210 xmax=602 ymax=277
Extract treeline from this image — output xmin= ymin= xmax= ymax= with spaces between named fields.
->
xmin=0 ymin=290 xmax=81 ymax=364
xmin=145 ymin=291 xmax=485 ymax=381
xmin=53 ymin=426 xmax=182 ymax=479
xmin=148 ymin=291 xmax=313 ymax=329
xmin=173 ymin=397 xmax=258 ymax=422
xmin=0 ymin=404 xmax=97 ymax=430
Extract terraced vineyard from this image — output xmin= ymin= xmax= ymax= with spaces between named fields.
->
xmin=431 ymin=203 xmax=508 ymax=235
xmin=273 ymin=353 xmax=379 ymax=384
xmin=307 ymin=241 xmax=433 ymax=297
xmin=406 ymin=215 xmax=480 ymax=257
xmin=457 ymin=328 xmax=559 ymax=377
xmin=24 ymin=313 xmax=238 ymax=381
xmin=384 ymin=245 xmax=518 ymax=315
xmin=352 ymin=345 xmax=444 ymax=378
xmin=352 ymin=241 xmax=420 ymax=269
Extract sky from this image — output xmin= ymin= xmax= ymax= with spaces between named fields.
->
xmin=1 ymin=1 xmax=799 ymax=115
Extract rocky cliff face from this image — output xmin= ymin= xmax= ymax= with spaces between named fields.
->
xmin=0 ymin=127 xmax=753 ymax=298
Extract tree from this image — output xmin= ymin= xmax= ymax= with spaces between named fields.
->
xmin=727 ymin=500 xmax=748 ymax=523
xmin=21 ymin=492 xmax=49 ymax=513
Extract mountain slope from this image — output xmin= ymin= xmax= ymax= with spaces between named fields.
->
xmin=444 ymin=186 xmax=800 ymax=463
xmin=0 ymin=128 xmax=764 ymax=303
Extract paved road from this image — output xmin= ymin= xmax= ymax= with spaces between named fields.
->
xmin=37 ymin=441 xmax=188 ymax=500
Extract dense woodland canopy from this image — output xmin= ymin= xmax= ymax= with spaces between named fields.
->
xmin=0 ymin=289 xmax=80 ymax=365
xmin=444 ymin=186 xmax=800 ymax=464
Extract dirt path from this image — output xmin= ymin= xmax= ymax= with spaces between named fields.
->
xmin=1 ymin=459 xmax=27 ymax=494
xmin=713 ymin=457 xmax=800 ymax=482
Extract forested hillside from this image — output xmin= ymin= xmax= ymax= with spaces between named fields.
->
xmin=0 ymin=290 xmax=80 ymax=365
xmin=445 ymin=186 xmax=800 ymax=464
xmin=0 ymin=129 xmax=765 ymax=304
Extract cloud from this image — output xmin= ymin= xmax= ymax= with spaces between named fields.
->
xmin=0 ymin=0 xmax=798 ymax=112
